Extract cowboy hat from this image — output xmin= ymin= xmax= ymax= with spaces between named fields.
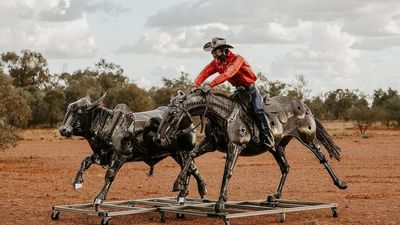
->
xmin=203 ymin=37 xmax=234 ymax=52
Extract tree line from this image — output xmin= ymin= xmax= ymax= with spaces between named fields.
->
xmin=1 ymin=50 xmax=400 ymax=149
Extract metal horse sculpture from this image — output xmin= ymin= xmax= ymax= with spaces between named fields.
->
xmin=156 ymin=88 xmax=347 ymax=213
xmin=58 ymin=94 xmax=207 ymax=205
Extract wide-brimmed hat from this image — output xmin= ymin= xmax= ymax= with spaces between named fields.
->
xmin=203 ymin=37 xmax=234 ymax=52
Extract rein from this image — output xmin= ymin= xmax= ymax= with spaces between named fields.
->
xmin=172 ymin=93 xmax=210 ymax=138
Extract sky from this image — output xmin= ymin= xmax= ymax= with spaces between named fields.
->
xmin=1 ymin=0 xmax=400 ymax=96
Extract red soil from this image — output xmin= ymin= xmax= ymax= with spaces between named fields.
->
xmin=0 ymin=124 xmax=399 ymax=225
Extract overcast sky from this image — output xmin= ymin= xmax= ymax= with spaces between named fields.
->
xmin=1 ymin=0 xmax=400 ymax=96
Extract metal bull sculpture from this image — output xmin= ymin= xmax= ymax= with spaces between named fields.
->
xmin=58 ymin=94 xmax=207 ymax=206
xmin=156 ymin=88 xmax=347 ymax=213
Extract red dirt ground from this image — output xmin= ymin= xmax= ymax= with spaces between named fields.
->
xmin=0 ymin=122 xmax=399 ymax=225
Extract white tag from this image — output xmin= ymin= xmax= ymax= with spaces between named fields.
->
xmin=74 ymin=183 xmax=83 ymax=189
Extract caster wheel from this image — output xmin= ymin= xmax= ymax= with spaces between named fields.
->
xmin=332 ymin=207 xmax=339 ymax=218
xmin=176 ymin=213 xmax=185 ymax=219
xmin=223 ymin=220 xmax=230 ymax=225
xmin=51 ymin=211 xmax=60 ymax=220
xmin=101 ymin=218 xmax=110 ymax=225
xmin=280 ymin=213 xmax=286 ymax=223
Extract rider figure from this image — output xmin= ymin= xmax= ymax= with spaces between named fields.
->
xmin=193 ymin=37 xmax=274 ymax=147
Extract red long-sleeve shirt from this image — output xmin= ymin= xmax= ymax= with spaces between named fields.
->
xmin=194 ymin=50 xmax=257 ymax=88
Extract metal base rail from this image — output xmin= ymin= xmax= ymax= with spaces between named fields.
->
xmin=159 ymin=198 xmax=338 ymax=225
xmin=51 ymin=197 xmax=209 ymax=225
xmin=51 ymin=197 xmax=338 ymax=225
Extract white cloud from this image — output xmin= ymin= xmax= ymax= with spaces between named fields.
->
xmin=149 ymin=65 xmax=186 ymax=78
xmin=116 ymin=23 xmax=237 ymax=57
xmin=117 ymin=20 xmax=314 ymax=57
xmin=270 ymin=24 xmax=360 ymax=93
xmin=116 ymin=0 xmax=400 ymax=95
xmin=233 ymin=21 xmax=312 ymax=44
xmin=352 ymin=37 xmax=400 ymax=51
xmin=0 ymin=0 xmax=130 ymax=59
xmin=0 ymin=0 xmax=97 ymax=58
xmin=39 ymin=0 xmax=131 ymax=22
xmin=131 ymin=65 xmax=186 ymax=89
xmin=137 ymin=0 xmax=400 ymax=52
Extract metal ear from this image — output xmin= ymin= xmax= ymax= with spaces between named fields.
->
xmin=177 ymin=90 xmax=185 ymax=96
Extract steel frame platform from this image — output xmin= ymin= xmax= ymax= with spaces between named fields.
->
xmin=51 ymin=197 xmax=338 ymax=225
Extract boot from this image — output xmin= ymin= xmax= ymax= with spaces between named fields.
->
xmin=255 ymin=110 xmax=275 ymax=147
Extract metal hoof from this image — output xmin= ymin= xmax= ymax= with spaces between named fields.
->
xmin=177 ymin=197 xmax=186 ymax=205
xmin=336 ymin=180 xmax=348 ymax=189
xmin=198 ymin=183 xmax=207 ymax=198
xmin=272 ymin=192 xmax=281 ymax=199
xmin=73 ymin=183 xmax=83 ymax=190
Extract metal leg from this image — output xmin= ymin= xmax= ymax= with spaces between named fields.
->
xmin=172 ymin=151 xmax=207 ymax=201
xmin=73 ymin=155 xmax=95 ymax=189
xmin=93 ymin=154 xmax=126 ymax=207
xmin=189 ymin=163 xmax=208 ymax=199
xmin=270 ymin=146 xmax=290 ymax=199
xmin=173 ymin=137 xmax=215 ymax=193
xmin=307 ymin=140 xmax=347 ymax=190
xmin=214 ymin=142 xmax=244 ymax=213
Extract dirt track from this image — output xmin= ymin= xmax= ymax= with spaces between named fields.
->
xmin=0 ymin=123 xmax=399 ymax=225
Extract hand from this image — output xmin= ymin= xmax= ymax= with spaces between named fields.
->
xmin=201 ymin=84 xmax=212 ymax=93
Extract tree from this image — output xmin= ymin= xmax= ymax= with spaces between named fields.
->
xmin=372 ymin=88 xmax=398 ymax=107
xmin=1 ymin=50 xmax=51 ymax=89
xmin=61 ymin=59 xmax=131 ymax=110
xmin=107 ymin=83 xmax=153 ymax=112
xmin=24 ymin=85 xmax=48 ymax=126
xmin=0 ymin=72 xmax=31 ymax=150
xmin=323 ymin=89 xmax=363 ymax=120
xmin=372 ymin=88 xmax=400 ymax=127
xmin=61 ymin=69 xmax=103 ymax=105
xmin=95 ymin=58 xmax=127 ymax=91
xmin=43 ymin=89 xmax=66 ymax=126
xmin=384 ymin=96 xmax=400 ymax=127
xmin=257 ymin=73 xmax=310 ymax=100
xmin=305 ymin=95 xmax=333 ymax=120
xmin=347 ymin=103 xmax=377 ymax=136
xmin=287 ymin=74 xmax=311 ymax=100
xmin=150 ymin=72 xmax=193 ymax=107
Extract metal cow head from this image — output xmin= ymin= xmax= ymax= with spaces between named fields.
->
xmin=59 ymin=93 xmax=107 ymax=137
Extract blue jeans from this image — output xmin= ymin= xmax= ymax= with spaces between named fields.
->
xmin=243 ymin=84 xmax=272 ymax=142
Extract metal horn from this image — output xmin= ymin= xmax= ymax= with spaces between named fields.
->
xmin=88 ymin=92 xmax=107 ymax=109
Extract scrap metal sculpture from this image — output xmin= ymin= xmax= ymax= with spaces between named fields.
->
xmin=156 ymin=88 xmax=347 ymax=213
xmin=58 ymin=94 xmax=207 ymax=206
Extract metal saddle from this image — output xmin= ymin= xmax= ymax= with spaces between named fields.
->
xmin=229 ymin=87 xmax=256 ymax=117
